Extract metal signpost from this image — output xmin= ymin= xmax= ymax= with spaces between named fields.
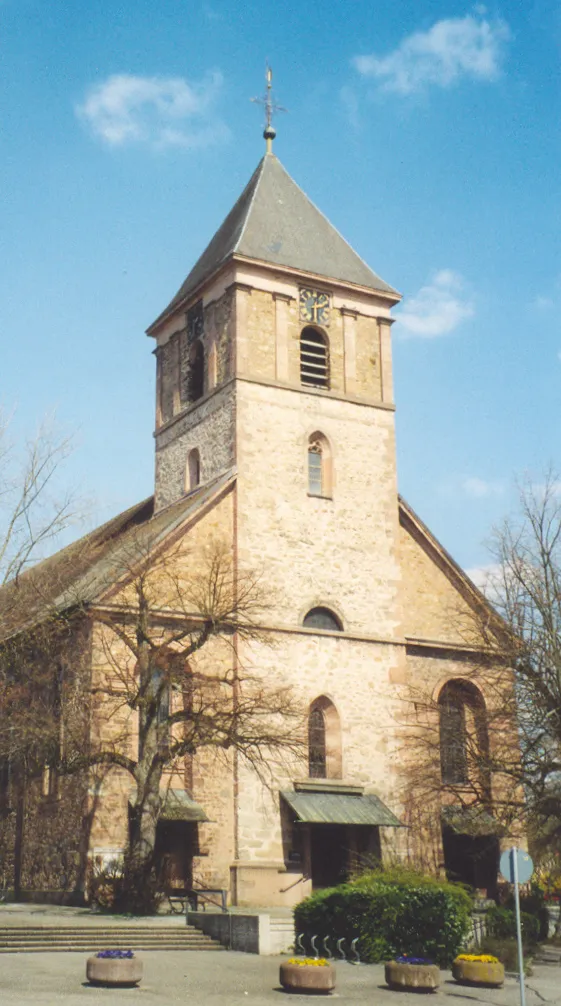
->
xmin=499 ymin=848 xmax=534 ymax=1006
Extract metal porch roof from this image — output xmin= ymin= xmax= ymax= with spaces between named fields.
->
xmin=281 ymin=790 xmax=403 ymax=827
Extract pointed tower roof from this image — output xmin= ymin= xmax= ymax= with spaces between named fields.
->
xmin=150 ymin=154 xmax=398 ymax=329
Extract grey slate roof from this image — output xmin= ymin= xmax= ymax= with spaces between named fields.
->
xmin=152 ymin=154 xmax=398 ymax=326
xmin=0 ymin=470 xmax=236 ymax=641
xmin=281 ymin=790 xmax=403 ymax=827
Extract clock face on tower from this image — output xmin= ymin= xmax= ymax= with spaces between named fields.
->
xmin=299 ymin=287 xmax=330 ymax=326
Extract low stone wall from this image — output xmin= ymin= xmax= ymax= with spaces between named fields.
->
xmin=187 ymin=912 xmax=291 ymax=955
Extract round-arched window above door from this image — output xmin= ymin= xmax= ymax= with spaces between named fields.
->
xmin=303 ymin=607 xmax=343 ymax=631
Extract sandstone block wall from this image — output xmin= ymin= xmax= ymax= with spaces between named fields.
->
xmin=236 ymin=379 xmax=402 ymax=636
xmin=399 ymin=514 xmax=476 ymax=645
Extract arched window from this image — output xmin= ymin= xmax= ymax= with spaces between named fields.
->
xmin=308 ymin=706 xmax=326 ymax=778
xmin=186 ymin=449 xmax=200 ymax=491
xmin=300 ymin=327 xmax=329 ymax=389
xmin=308 ymin=697 xmax=342 ymax=779
xmin=439 ymin=680 xmax=488 ymax=786
xmin=307 ymin=432 xmax=332 ymax=497
xmin=303 ymin=607 xmax=343 ymax=631
xmin=189 ymin=340 xmax=205 ymax=402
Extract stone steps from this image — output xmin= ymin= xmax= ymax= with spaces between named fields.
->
xmin=535 ymin=949 xmax=561 ymax=966
xmin=0 ymin=925 xmax=224 ymax=953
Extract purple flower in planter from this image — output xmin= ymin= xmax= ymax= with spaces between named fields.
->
xmin=96 ymin=949 xmax=135 ymax=959
xmin=395 ymin=956 xmax=434 ymax=966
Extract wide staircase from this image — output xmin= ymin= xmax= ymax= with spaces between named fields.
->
xmin=0 ymin=924 xmax=223 ymax=953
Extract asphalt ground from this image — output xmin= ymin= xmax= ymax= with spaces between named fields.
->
xmin=0 ymin=950 xmax=560 ymax=1006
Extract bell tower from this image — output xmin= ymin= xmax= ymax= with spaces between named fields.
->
xmin=146 ymin=104 xmax=411 ymax=902
xmin=147 ymin=149 xmax=400 ymax=514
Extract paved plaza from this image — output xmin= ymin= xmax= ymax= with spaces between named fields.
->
xmin=1 ymin=949 xmax=561 ymax=1006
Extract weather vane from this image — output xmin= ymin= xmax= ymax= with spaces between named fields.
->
xmin=251 ymin=65 xmax=287 ymax=153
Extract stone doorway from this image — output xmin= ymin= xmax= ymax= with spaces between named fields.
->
xmin=154 ymin=821 xmax=197 ymax=893
xmin=310 ymin=824 xmax=348 ymax=888
xmin=442 ymin=825 xmax=499 ymax=896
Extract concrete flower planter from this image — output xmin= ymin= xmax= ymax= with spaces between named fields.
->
xmin=279 ymin=961 xmax=336 ymax=994
xmin=452 ymin=959 xmax=504 ymax=987
xmin=86 ymin=956 xmax=143 ymax=987
xmin=385 ymin=961 xmax=440 ymax=992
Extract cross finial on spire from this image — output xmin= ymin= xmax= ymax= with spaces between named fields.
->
xmin=251 ymin=64 xmax=287 ymax=154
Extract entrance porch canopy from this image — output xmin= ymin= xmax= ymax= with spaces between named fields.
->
xmin=442 ymin=805 xmax=504 ymax=837
xmin=129 ymin=788 xmax=209 ymax=823
xmin=281 ymin=790 xmax=403 ymax=827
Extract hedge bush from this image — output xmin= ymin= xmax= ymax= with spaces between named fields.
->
xmin=294 ymin=868 xmax=472 ymax=966
xmin=506 ymin=887 xmax=550 ymax=943
xmin=479 ymin=936 xmax=532 ymax=972
xmin=486 ymin=906 xmax=540 ymax=947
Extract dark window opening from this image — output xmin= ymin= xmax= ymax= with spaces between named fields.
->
xmin=188 ymin=449 xmax=200 ymax=490
xmin=189 ymin=340 xmax=205 ymax=402
xmin=308 ymin=707 xmax=327 ymax=778
xmin=439 ymin=680 xmax=488 ymax=787
xmin=303 ymin=607 xmax=343 ymax=632
xmin=440 ymin=699 xmax=467 ymax=784
xmin=300 ymin=327 xmax=329 ymax=389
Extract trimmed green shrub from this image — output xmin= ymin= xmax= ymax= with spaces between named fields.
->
xmin=486 ymin=906 xmax=540 ymax=947
xmin=294 ymin=868 xmax=472 ymax=966
xmin=480 ymin=936 xmax=533 ymax=973
xmin=505 ymin=887 xmax=550 ymax=943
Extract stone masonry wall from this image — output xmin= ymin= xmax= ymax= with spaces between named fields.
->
xmin=154 ymin=384 xmax=235 ymax=511
xmin=231 ymin=630 xmax=405 ymax=906
xmin=239 ymin=283 xmax=383 ymax=402
xmin=399 ymin=515 xmax=476 ymax=645
xmin=236 ymin=379 xmax=402 ymax=635
xmin=87 ymin=486 xmax=237 ymax=892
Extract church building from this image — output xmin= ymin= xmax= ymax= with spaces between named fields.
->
xmin=0 ymin=125 xmax=519 ymax=907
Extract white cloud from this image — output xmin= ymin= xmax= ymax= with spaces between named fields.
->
xmin=460 ymin=477 xmax=504 ymax=499
xmin=353 ymin=13 xmax=510 ymax=95
xmin=536 ymin=295 xmax=555 ymax=311
xmin=395 ymin=269 xmax=474 ymax=338
xmin=464 ymin=563 xmax=502 ymax=593
xmin=202 ymin=2 xmax=221 ymax=20
xmin=76 ymin=71 xmax=227 ymax=149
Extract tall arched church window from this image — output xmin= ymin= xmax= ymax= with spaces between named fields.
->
xmin=308 ymin=706 xmax=327 ymax=778
xmin=300 ymin=327 xmax=329 ymax=389
xmin=303 ymin=607 xmax=343 ymax=631
xmin=307 ymin=432 xmax=332 ymax=497
xmin=187 ymin=449 xmax=200 ymax=491
xmin=439 ymin=680 xmax=488 ymax=786
xmin=308 ymin=696 xmax=342 ymax=779
xmin=189 ymin=340 xmax=205 ymax=402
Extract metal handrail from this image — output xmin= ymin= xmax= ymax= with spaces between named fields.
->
xmin=186 ymin=885 xmax=228 ymax=913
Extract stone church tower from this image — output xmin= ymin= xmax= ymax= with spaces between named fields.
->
xmin=145 ymin=146 xmax=419 ymax=905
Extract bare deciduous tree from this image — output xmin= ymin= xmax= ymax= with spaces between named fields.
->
xmin=0 ymin=517 xmax=304 ymax=909
xmin=398 ymin=473 xmax=561 ymax=878
xmin=0 ymin=411 xmax=82 ymax=587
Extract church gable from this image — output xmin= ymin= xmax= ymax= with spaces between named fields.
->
xmin=398 ymin=498 xmax=486 ymax=648
xmin=97 ymin=477 xmax=236 ymax=611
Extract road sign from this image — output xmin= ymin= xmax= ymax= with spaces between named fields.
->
xmin=500 ymin=848 xmax=534 ymax=885
xmin=499 ymin=848 xmax=534 ymax=1006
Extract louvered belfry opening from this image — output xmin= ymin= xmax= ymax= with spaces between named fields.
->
xmin=300 ymin=327 xmax=329 ymax=389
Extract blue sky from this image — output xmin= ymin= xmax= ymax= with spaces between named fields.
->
xmin=1 ymin=0 xmax=560 ymax=580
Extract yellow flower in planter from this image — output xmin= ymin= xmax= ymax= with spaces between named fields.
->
xmin=286 ymin=958 xmax=329 ymax=967
xmin=455 ymin=954 xmax=499 ymax=964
